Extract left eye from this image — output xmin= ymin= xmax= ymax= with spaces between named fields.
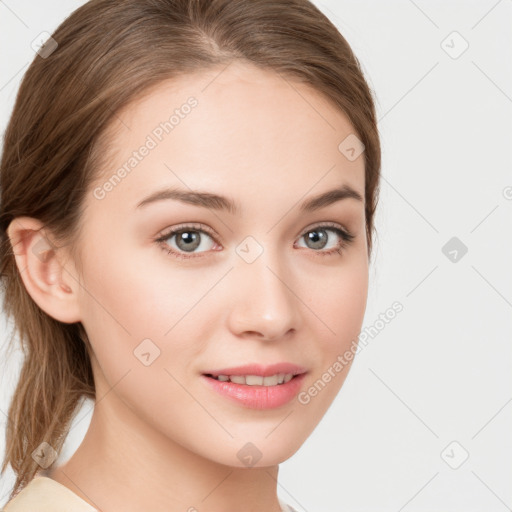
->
xmin=296 ymin=226 xmax=348 ymax=252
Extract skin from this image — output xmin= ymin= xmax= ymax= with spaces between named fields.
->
xmin=8 ymin=61 xmax=368 ymax=512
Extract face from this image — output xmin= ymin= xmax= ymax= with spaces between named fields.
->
xmin=72 ymin=61 xmax=368 ymax=467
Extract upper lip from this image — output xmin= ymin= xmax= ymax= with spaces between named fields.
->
xmin=204 ymin=363 xmax=307 ymax=377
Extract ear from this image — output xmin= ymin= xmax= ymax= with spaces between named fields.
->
xmin=6 ymin=216 xmax=82 ymax=324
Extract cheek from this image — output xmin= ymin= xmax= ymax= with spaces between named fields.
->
xmin=76 ymin=250 xmax=206 ymax=429
xmin=306 ymin=257 xmax=369 ymax=355
xmin=293 ymin=265 xmax=368 ymax=425
xmin=76 ymin=247 xmax=207 ymax=380
xmin=335 ymin=272 xmax=368 ymax=344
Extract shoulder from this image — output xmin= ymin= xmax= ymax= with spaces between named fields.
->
xmin=2 ymin=476 xmax=98 ymax=512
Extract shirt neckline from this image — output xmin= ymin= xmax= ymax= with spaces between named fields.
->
xmin=31 ymin=475 xmax=296 ymax=512
xmin=32 ymin=475 xmax=99 ymax=510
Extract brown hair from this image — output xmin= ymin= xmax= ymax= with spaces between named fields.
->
xmin=0 ymin=0 xmax=381 ymax=501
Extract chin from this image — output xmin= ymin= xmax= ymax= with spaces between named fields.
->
xmin=194 ymin=425 xmax=312 ymax=469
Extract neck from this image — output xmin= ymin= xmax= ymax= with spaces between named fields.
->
xmin=47 ymin=387 xmax=283 ymax=512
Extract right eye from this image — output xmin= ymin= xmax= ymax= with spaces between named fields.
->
xmin=155 ymin=223 xmax=219 ymax=260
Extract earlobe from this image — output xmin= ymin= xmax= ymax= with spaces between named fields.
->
xmin=6 ymin=217 xmax=81 ymax=323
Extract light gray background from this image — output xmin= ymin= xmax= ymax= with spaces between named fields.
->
xmin=1 ymin=1 xmax=511 ymax=511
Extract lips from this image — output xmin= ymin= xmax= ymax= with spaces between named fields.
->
xmin=201 ymin=363 xmax=307 ymax=409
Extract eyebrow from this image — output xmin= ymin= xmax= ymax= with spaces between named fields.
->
xmin=136 ymin=183 xmax=363 ymax=214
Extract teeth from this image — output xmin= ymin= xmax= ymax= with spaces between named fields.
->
xmin=263 ymin=375 xmax=278 ymax=386
xmin=246 ymin=375 xmax=264 ymax=385
xmin=212 ymin=373 xmax=296 ymax=386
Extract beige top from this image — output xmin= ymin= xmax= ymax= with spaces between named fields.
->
xmin=2 ymin=476 xmax=298 ymax=511
xmin=1 ymin=476 xmax=98 ymax=512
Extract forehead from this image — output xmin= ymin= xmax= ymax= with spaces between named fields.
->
xmin=89 ymin=61 xmax=365 ymax=215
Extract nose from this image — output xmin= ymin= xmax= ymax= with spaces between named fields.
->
xmin=226 ymin=247 xmax=303 ymax=341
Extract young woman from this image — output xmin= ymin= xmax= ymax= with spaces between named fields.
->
xmin=0 ymin=0 xmax=381 ymax=510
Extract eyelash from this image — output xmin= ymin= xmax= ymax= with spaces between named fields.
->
xmin=154 ymin=222 xmax=356 ymax=260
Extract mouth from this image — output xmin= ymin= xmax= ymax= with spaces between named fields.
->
xmin=203 ymin=373 xmax=298 ymax=386
xmin=201 ymin=364 xmax=307 ymax=409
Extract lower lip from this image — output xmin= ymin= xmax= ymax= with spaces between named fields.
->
xmin=201 ymin=374 xmax=306 ymax=409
